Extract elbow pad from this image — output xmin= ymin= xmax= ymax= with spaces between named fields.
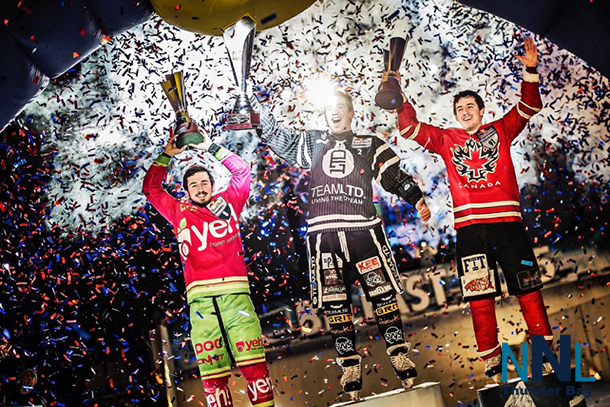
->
xmin=394 ymin=174 xmax=423 ymax=207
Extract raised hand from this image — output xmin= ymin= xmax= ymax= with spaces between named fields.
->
xmin=515 ymin=37 xmax=538 ymax=68
xmin=163 ymin=128 xmax=187 ymax=157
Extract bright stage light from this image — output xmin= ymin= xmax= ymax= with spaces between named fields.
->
xmin=302 ymin=76 xmax=338 ymax=111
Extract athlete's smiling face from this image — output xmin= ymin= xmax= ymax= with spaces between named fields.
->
xmin=325 ymin=97 xmax=354 ymax=135
xmin=186 ymin=171 xmax=213 ymax=206
xmin=455 ymin=96 xmax=484 ymax=134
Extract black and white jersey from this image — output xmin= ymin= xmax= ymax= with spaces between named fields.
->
xmin=257 ymin=102 xmax=421 ymax=236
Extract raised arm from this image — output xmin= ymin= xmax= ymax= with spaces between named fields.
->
xmin=207 ymin=143 xmax=251 ymax=211
xmin=501 ymin=37 xmax=543 ymax=142
xmin=142 ymin=130 xmax=186 ymax=223
xmin=250 ymin=95 xmax=314 ymax=169
xmin=396 ymin=97 xmax=445 ymax=154
xmin=372 ymin=136 xmax=431 ymax=222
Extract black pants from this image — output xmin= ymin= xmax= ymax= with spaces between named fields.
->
xmin=456 ymin=222 xmax=543 ymax=301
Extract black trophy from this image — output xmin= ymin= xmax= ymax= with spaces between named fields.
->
xmin=375 ymin=36 xmax=408 ymax=110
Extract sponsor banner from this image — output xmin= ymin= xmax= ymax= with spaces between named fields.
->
xmin=368 ymin=283 xmax=393 ymax=297
xmin=236 ymin=337 xmax=263 ymax=353
xmin=375 ymin=302 xmax=399 ymax=316
xmin=324 ymin=268 xmax=342 ymax=285
xmin=517 ymin=267 xmax=543 ymax=290
xmin=322 ymin=293 xmax=348 ymax=302
xmin=195 ymin=338 xmax=223 ymax=354
xmin=377 ymin=313 xmax=400 ymax=327
xmin=461 ymin=254 xmax=496 ymax=297
xmin=356 ymin=256 xmax=382 ymax=274
xmin=327 ymin=313 xmax=352 ymax=324
xmin=198 ymin=353 xmax=225 ymax=366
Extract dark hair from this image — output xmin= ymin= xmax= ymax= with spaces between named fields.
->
xmin=331 ymin=89 xmax=354 ymax=112
xmin=182 ymin=165 xmax=214 ymax=190
xmin=452 ymin=90 xmax=485 ymax=115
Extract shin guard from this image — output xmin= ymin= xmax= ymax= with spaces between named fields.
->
xmin=470 ymin=297 xmax=500 ymax=360
xmin=239 ymin=362 xmax=274 ymax=407
xmin=517 ymin=291 xmax=553 ymax=346
xmin=202 ymin=376 xmax=233 ymax=407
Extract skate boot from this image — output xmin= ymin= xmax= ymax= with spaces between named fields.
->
xmin=387 ymin=343 xmax=418 ymax=389
xmin=484 ymin=354 xmax=503 ymax=383
xmin=337 ymin=354 xmax=362 ymax=399
xmin=542 ymin=354 xmax=554 ymax=376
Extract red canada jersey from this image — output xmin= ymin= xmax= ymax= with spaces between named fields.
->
xmin=397 ymin=79 xmax=542 ymax=228
xmin=143 ymin=147 xmax=252 ymax=300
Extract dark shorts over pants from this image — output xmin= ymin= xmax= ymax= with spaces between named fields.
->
xmin=307 ymin=224 xmax=404 ymax=309
xmin=456 ymin=222 xmax=543 ymax=302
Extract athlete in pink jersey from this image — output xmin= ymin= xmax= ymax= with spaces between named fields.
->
xmin=143 ymin=129 xmax=274 ymax=407
xmin=396 ymin=38 xmax=553 ymax=382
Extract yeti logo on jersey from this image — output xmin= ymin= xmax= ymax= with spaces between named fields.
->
xmin=450 ymin=137 xmax=499 ymax=182
xmin=335 ymin=337 xmax=355 ymax=355
xmin=207 ymin=196 xmax=232 ymax=220
xmin=323 ymin=140 xmax=354 ymax=178
xmin=384 ymin=326 xmax=403 ymax=344
xmin=176 ymin=205 xmax=238 ymax=261
xmin=460 ymin=254 xmax=497 ymax=297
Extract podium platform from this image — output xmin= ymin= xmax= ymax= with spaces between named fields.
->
xmin=332 ymin=382 xmax=446 ymax=407
xmin=478 ymin=370 xmax=587 ymax=407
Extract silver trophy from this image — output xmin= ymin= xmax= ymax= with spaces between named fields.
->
xmin=223 ymin=16 xmax=260 ymax=130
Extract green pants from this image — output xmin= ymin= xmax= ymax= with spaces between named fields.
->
xmin=189 ymin=293 xmax=266 ymax=379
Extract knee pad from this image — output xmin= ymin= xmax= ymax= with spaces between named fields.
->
xmin=202 ymin=376 xmax=233 ymax=407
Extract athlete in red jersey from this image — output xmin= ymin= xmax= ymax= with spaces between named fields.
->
xmin=143 ymin=128 xmax=274 ymax=407
xmin=396 ymin=38 xmax=553 ymax=382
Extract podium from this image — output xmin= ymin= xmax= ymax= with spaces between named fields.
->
xmin=478 ymin=371 xmax=587 ymax=407
xmin=332 ymin=382 xmax=446 ymax=407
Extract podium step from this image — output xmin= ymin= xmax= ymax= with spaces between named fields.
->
xmin=331 ymin=382 xmax=446 ymax=407
xmin=478 ymin=371 xmax=588 ymax=407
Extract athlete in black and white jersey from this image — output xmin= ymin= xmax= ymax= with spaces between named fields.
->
xmin=251 ymin=89 xmax=431 ymax=398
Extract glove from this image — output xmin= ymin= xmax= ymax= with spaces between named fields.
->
xmin=190 ymin=131 xmax=212 ymax=151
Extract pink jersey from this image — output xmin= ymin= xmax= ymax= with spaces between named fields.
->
xmin=143 ymin=147 xmax=251 ymax=301
xmin=397 ymin=78 xmax=542 ymax=229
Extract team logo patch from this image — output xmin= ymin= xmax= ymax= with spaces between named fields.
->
xmin=450 ymin=137 xmax=499 ymax=182
xmin=383 ymin=326 xmax=403 ymax=344
xmin=207 ymin=196 xmax=232 ymax=220
xmin=460 ymin=254 xmax=497 ymax=298
xmin=356 ymin=256 xmax=381 ymax=274
xmin=322 ymin=140 xmax=354 ymax=178
xmin=324 ymin=268 xmax=343 ymax=286
xmin=335 ymin=337 xmax=355 ymax=355
xmin=517 ymin=267 xmax=543 ymax=290
xmin=475 ymin=125 xmax=499 ymax=150
xmin=364 ymin=271 xmax=386 ymax=287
